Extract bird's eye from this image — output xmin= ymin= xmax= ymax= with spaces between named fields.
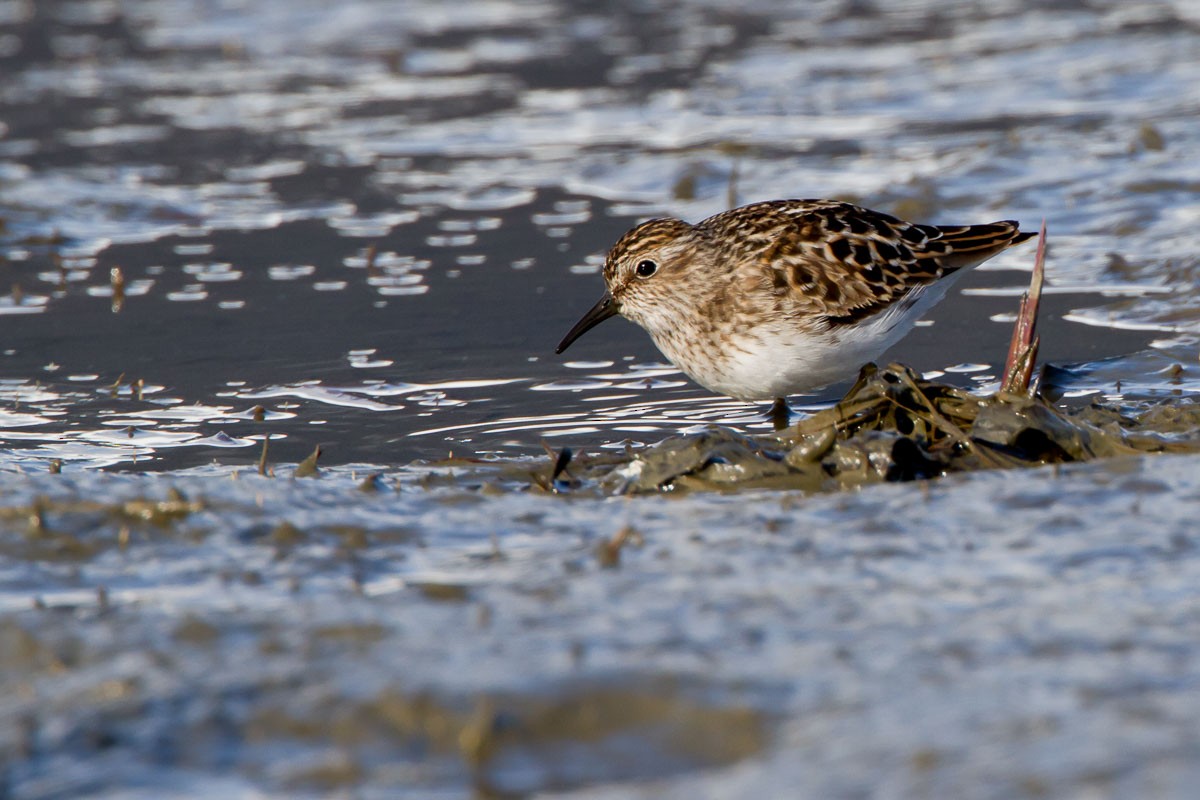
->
xmin=634 ymin=259 xmax=658 ymax=278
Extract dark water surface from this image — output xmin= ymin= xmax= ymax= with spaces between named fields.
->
xmin=3 ymin=1 xmax=1200 ymax=798
xmin=1 ymin=0 xmax=1195 ymax=470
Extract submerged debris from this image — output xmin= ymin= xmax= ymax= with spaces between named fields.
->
xmin=258 ymin=434 xmax=272 ymax=477
xmin=295 ymin=445 xmax=322 ymax=478
xmin=595 ymin=525 xmax=644 ymax=568
xmin=118 ymin=487 xmax=202 ymax=525
xmin=110 ymin=266 xmax=126 ymax=313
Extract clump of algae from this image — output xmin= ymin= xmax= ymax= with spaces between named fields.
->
xmin=575 ymin=362 xmax=1197 ymax=495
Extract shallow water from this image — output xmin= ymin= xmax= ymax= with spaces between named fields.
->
xmin=2 ymin=0 xmax=1198 ymax=470
xmin=2 ymin=0 xmax=1200 ymax=797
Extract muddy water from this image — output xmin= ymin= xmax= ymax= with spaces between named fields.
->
xmin=2 ymin=1 xmax=1200 ymax=797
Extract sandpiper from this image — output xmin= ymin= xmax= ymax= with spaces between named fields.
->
xmin=556 ymin=199 xmax=1035 ymax=411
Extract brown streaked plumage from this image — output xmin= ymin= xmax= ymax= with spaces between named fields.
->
xmin=557 ymin=199 xmax=1037 ymax=403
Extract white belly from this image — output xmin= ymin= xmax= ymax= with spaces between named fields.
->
xmin=651 ymin=277 xmax=963 ymax=401
xmin=671 ymin=326 xmax=886 ymax=401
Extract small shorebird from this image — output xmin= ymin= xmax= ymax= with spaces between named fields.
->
xmin=556 ymin=199 xmax=1035 ymax=416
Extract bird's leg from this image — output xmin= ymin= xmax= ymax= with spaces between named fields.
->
xmin=768 ymin=397 xmax=791 ymax=431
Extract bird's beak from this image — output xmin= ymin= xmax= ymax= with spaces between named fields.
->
xmin=555 ymin=291 xmax=619 ymax=354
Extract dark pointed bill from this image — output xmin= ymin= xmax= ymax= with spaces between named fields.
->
xmin=555 ymin=291 xmax=619 ymax=354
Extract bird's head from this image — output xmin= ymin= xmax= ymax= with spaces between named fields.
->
xmin=556 ymin=217 xmax=705 ymax=353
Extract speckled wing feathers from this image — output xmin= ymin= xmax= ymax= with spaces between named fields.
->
xmin=700 ymin=200 xmax=1035 ymax=329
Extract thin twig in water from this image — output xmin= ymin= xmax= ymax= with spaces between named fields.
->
xmin=1003 ymin=220 xmax=1047 ymax=395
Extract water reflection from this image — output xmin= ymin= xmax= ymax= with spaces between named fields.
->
xmin=7 ymin=338 xmax=1191 ymax=473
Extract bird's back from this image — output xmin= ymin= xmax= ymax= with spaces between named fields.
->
xmin=699 ymin=199 xmax=1035 ymax=330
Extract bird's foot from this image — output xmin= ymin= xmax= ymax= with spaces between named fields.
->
xmin=768 ymin=397 xmax=791 ymax=431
